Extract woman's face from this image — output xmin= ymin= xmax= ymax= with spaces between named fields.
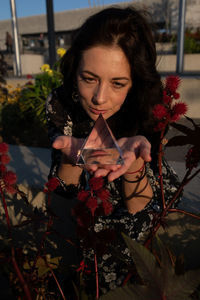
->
xmin=76 ymin=45 xmax=132 ymax=121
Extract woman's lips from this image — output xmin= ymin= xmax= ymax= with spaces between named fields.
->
xmin=89 ymin=107 xmax=108 ymax=115
xmin=88 ymin=150 xmax=110 ymax=158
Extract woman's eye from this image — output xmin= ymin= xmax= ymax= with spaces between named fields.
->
xmin=113 ymin=82 xmax=125 ymax=88
xmin=81 ymin=76 xmax=96 ymax=83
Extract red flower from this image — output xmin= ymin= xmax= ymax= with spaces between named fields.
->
xmin=44 ymin=177 xmax=60 ymax=192
xmin=172 ymin=102 xmax=188 ymax=116
xmin=166 ymin=75 xmax=181 ymax=93
xmin=3 ymin=171 xmax=17 ymax=185
xmin=173 ymin=92 xmax=180 ymax=100
xmin=102 ymin=200 xmax=113 ymax=215
xmin=154 ymin=122 xmax=166 ymax=132
xmin=5 ymin=185 xmax=16 ymax=194
xmin=89 ymin=176 xmax=104 ymax=190
xmin=170 ymin=114 xmax=181 ymax=122
xmin=96 ymin=189 xmax=110 ymax=202
xmin=26 ymin=74 xmax=33 ymax=79
xmin=0 ymin=143 xmax=9 ymax=154
xmin=163 ymin=91 xmax=172 ymax=104
xmin=86 ymin=196 xmax=98 ymax=216
xmin=0 ymin=164 xmax=6 ymax=173
xmin=0 ymin=154 xmax=10 ymax=165
xmin=78 ymin=190 xmax=90 ymax=202
xmin=73 ymin=202 xmax=92 ymax=227
xmin=152 ymin=104 xmax=168 ymax=120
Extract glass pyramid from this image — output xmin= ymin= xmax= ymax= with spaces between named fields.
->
xmin=76 ymin=114 xmax=124 ymax=166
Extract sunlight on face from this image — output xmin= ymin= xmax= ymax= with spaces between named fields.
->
xmin=76 ymin=45 xmax=132 ymax=121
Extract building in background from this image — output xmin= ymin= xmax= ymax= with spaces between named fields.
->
xmin=0 ymin=0 xmax=199 ymax=52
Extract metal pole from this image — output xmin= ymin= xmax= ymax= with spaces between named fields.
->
xmin=46 ymin=0 xmax=56 ymax=68
xmin=176 ymin=0 xmax=186 ymax=74
xmin=10 ymin=0 xmax=22 ymax=77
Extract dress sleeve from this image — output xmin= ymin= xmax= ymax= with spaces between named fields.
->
xmin=46 ymin=89 xmax=78 ymax=196
xmin=46 ymin=89 xmax=73 ymax=143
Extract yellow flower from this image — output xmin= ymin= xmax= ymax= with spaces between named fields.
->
xmin=47 ymin=69 xmax=53 ymax=76
xmin=57 ymin=48 xmax=66 ymax=58
xmin=41 ymin=64 xmax=50 ymax=72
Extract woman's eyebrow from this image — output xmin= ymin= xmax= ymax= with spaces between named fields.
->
xmin=80 ymin=70 xmax=99 ymax=78
xmin=81 ymin=70 xmax=130 ymax=81
xmin=112 ymin=77 xmax=130 ymax=81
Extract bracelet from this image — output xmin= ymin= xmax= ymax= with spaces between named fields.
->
xmin=122 ymin=165 xmax=146 ymax=183
xmin=125 ymin=163 xmax=145 ymax=175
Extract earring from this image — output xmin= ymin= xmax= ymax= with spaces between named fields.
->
xmin=72 ymin=90 xmax=79 ymax=103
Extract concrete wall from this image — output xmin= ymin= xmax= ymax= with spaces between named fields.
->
xmin=10 ymin=52 xmax=200 ymax=76
xmin=157 ymin=54 xmax=200 ymax=73
xmin=13 ymin=54 xmax=45 ymax=75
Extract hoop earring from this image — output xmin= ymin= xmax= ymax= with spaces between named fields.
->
xmin=72 ymin=91 xmax=79 ymax=103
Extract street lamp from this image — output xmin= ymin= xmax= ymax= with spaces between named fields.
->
xmin=46 ymin=0 xmax=56 ymax=68
xmin=10 ymin=0 xmax=22 ymax=77
xmin=176 ymin=0 xmax=186 ymax=74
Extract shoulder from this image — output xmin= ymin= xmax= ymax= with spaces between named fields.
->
xmin=46 ymin=85 xmax=64 ymax=107
xmin=46 ymin=85 xmax=72 ymax=117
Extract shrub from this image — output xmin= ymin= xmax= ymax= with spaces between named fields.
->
xmin=172 ymin=32 xmax=200 ymax=54
xmin=19 ymin=66 xmax=63 ymax=125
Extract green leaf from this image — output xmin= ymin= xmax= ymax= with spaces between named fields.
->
xmin=100 ymin=283 xmax=162 ymax=300
xmin=122 ymin=234 xmax=163 ymax=291
xmin=168 ymin=118 xmax=200 ymax=148
xmin=170 ymin=122 xmax=194 ymax=135
xmin=166 ymin=135 xmax=192 ymax=147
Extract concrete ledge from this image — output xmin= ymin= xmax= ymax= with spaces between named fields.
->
xmin=13 ymin=54 xmax=45 ymax=75
xmin=157 ymin=54 xmax=200 ymax=72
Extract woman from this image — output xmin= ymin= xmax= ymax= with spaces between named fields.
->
xmin=46 ymin=6 xmax=180 ymax=294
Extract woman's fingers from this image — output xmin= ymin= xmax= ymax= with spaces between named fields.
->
xmin=52 ymin=136 xmax=70 ymax=149
xmin=137 ymin=141 xmax=151 ymax=162
xmin=94 ymin=168 xmax=110 ymax=178
xmin=107 ymin=153 xmax=134 ymax=181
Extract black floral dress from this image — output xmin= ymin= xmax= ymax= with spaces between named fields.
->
xmin=46 ymin=86 xmax=181 ymax=295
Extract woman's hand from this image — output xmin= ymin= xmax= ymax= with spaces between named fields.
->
xmin=52 ymin=136 xmax=85 ymax=164
xmin=93 ymin=136 xmax=151 ymax=181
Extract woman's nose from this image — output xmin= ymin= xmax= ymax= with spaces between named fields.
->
xmin=92 ymin=82 xmax=107 ymax=104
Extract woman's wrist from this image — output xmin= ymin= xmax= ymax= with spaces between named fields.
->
xmin=122 ymin=158 xmax=146 ymax=183
xmin=125 ymin=158 xmax=145 ymax=176
xmin=60 ymin=153 xmax=73 ymax=164
xmin=58 ymin=160 xmax=82 ymax=186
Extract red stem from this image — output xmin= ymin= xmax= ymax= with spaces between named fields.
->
xmin=0 ymin=186 xmax=32 ymax=299
xmin=33 ymin=191 xmax=54 ymax=267
xmin=11 ymin=247 xmax=32 ymax=300
xmin=184 ymin=168 xmax=200 ymax=184
xmin=0 ymin=185 xmax=33 ymax=299
xmin=33 ymin=216 xmax=53 ymax=267
xmin=94 ymin=253 xmax=99 ymax=299
xmin=44 ymin=257 xmax=67 ymax=300
xmin=166 ymin=168 xmax=197 ymax=211
xmin=168 ymin=208 xmax=200 ymax=220
xmin=145 ymin=167 xmax=200 ymax=248
xmin=0 ymin=186 xmax=11 ymax=232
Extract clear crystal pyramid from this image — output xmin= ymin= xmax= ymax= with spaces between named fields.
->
xmin=76 ymin=114 xmax=124 ymax=166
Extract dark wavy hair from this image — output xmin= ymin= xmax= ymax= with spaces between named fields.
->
xmin=60 ymin=6 xmax=163 ymax=150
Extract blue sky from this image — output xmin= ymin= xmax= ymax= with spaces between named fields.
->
xmin=0 ymin=0 xmax=131 ymax=20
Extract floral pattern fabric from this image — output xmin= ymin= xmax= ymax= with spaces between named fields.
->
xmin=46 ymin=86 xmax=181 ymax=295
